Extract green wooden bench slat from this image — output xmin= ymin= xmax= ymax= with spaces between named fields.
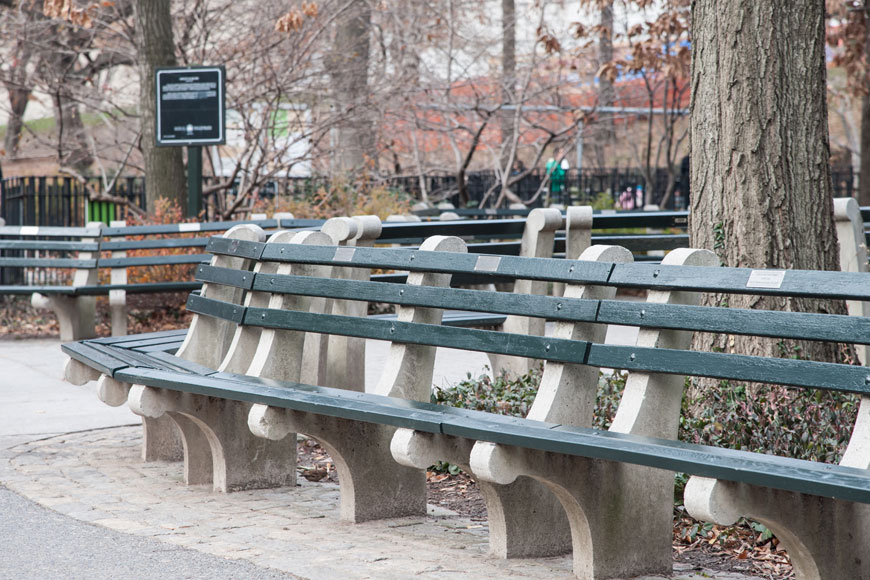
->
xmin=610 ymin=263 xmax=870 ymax=300
xmin=89 ymin=329 xmax=188 ymax=348
xmin=61 ymin=341 xmax=138 ymax=377
xmin=0 ymin=285 xmax=78 ymax=295
xmin=252 ymin=242 xmax=615 ymax=284
xmin=592 ymin=210 xmax=689 ymax=229
xmin=118 ymin=282 xmax=201 ymax=294
xmin=597 ymin=300 xmax=870 ymax=345
xmin=591 ymin=234 xmax=689 ymax=252
xmin=100 ymin=238 xmax=209 ymax=251
xmin=464 ymin=242 xmax=521 ymax=255
xmin=98 ymin=254 xmax=210 ymax=268
xmin=71 ymin=282 xmax=200 ymax=296
xmin=248 ymin=272 xmax=600 ymax=322
xmin=0 ymin=241 xmax=99 ymax=251
xmin=196 ymin=264 xmax=255 ymax=289
xmin=0 ymin=257 xmax=96 ymax=268
xmin=118 ymin=368 xmax=445 ymax=433
xmin=205 ymin=236 xmax=267 ymax=260
xmin=367 ymin=311 xmax=506 ymax=328
xmin=586 ymin=344 xmax=870 ymax=394
xmin=186 ymin=293 xmax=247 ymax=324
xmin=244 ymin=306 xmax=592 ymax=363
xmin=135 ymin=343 xmax=182 ymax=354
xmin=378 ymin=219 xmax=527 ymax=241
xmin=145 ymin=351 xmax=220 ymax=376
xmin=0 ymin=226 xmax=101 ymax=237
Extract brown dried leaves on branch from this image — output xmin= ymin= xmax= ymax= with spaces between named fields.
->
xmin=275 ymin=2 xmax=318 ymax=33
xmin=42 ymin=0 xmax=96 ymax=28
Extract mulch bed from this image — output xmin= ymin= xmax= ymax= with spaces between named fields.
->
xmin=4 ymin=294 xmax=793 ymax=578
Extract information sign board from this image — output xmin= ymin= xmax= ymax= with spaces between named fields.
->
xmin=155 ymin=66 xmax=225 ymax=146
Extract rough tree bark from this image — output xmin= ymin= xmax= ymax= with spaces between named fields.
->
xmin=134 ymin=0 xmax=186 ymax=212
xmin=688 ymin=1 xmax=845 ymax=400
xmin=2 ymin=37 xmax=32 ymax=158
xmin=328 ymin=0 xmax=373 ymax=174
xmin=4 ymin=85 xmax=29 ymax=157
xmin=500 ymin=0 xmax=516 ymax=172
xmin=47 ymin=43 xmax=94 ymax=173
xmin=592 ymin=0 xmax=615 ymax=168
xmin=860 ymin=10 xmax=870 ymax=206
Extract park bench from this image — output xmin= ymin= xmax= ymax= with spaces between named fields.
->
xmin=61 ymin=200 xmax=870 ymax=580
xmin=0 ymin=206 xmax=694 ymax=342
xmin=0 ymin=215 xmax=321 ymax=340
xmin=1 ymin=223 xmax=105 ymax=340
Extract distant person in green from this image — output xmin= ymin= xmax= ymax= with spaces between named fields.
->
xmin=545 ymin=150 xmax=569 ymax=199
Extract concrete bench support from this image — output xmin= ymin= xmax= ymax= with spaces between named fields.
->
xmin=392 ymin=244 xmax=630 ymax=561
xmin=393 ymin=246 xmax=718 ymax=578
xmin=488 ymin=207 xmax=565 ymax=377
xmin=31 ymin=221 xmax=102 ymax=341
xmin=248 ymin=235 xmax=467 ymax=522
xmin=470 ymin=247 xmax=718 ymax=580
xmin=108 ymin=220 xmax=129 ymax=337
xmin=321 ymin=216 xmax=382 ymax=391
xmin=123 ymin=225 xmax=303 ymax=491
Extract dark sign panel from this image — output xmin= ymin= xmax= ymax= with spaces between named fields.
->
xmin=155 ymin=66 xmax=226 ymax=146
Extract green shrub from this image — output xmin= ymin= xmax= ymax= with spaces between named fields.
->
xmin=679 ymin=380 xmax=857 ymax=464
xmin=431 ymin=366 xmax=627 ymax=426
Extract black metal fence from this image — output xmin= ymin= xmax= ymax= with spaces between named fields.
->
xmin=0 ymin=176 xmax=145 ymax=227
xmin=1 ymin=167 xmax=857 ymax=227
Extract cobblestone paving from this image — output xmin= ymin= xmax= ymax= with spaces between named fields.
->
xmin=2 ymin=425 xmax=766 ymax=580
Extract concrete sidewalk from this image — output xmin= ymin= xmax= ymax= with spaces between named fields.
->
xmin=0 ymin=336 xmax=769 ymax=580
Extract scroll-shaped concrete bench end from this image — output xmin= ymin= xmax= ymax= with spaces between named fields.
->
xmin=128 ymin=384 xmax=169 ymax=419
xmin=683 ymin=476 xmax=742 ymax=525
xmin=524 ymin=207 xmax=563 ymax=243
xmin=469 ymin=440 xmax=521 ymax=486
xmin=31 ymin=292 xmax=52 ymax=310
xmin=390 ymin=428 xmax=432 ymax=469
xmin=841 ymin=397 xmax=870 ymax=470
xmin=97 ymin=375 xmax=131 ymax=407
xmin=322 ymin=216 xmax=358 ymax=245
xmin=63 ymin=356 xmax=101 ymax=386
xmin=351 ymin=215 xmax=383 ymax=243
xmin=390 ymin=428 xmax=476 ymax=470
xmin=247 ymin=403 xmax=294 ymax=441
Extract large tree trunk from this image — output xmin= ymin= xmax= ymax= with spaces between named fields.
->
xmin=689 ymin=1 xmax=845 ymax=401
xmin=134 ymin=0 xmax=186 ymax=212
xmin=53 ymin=90 xmax=93 ymax=174
xmin=499 ymin=0 xmax=516 ymax=172
xmin=328 ymin=0 xmax=373 ymax=174
xmin=3 ymin=37 xmax=32 ymax=158
xmin=860 ymin=93 xmax=870 ymax=206
xmin=4 ymin=85 xmax=29 ymax=157
xmin=44 ymin=41 xmax=94 ymax=174
xmin=860 ymin=13 xmax=870 ymax=207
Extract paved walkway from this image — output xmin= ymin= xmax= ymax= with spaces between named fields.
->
xmin=0 ymin=336 xmax=768 ymax=580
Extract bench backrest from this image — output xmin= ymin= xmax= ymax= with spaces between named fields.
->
xmin=189 ymin=234 xmax=870 ymax=394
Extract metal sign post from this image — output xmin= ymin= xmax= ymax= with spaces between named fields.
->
xmin=155 ymin=65 xmax=226 ymax=217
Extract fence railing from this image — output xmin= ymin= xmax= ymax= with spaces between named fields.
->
xmin=1 ymin=167 xmax=857 ymax=227
xmin=0 ymin=176 xmax=145 ymax=228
